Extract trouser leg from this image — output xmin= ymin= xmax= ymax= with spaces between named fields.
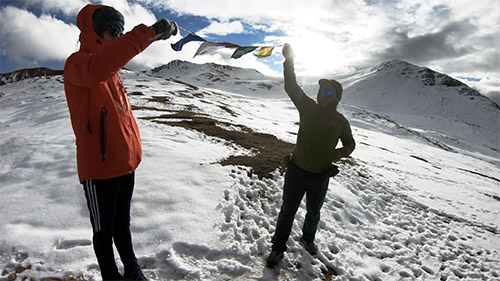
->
xmin=112 ymin=172 xmax=139 ymax=274
xmin=271 ymin=168 xmax=305 ymax=252
xmin=83 ymin=177 xmax=122 ymax=280
xmin=302 ymin=176 xmax=329 ymax=242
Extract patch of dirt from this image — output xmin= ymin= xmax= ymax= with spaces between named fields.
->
xmin=141 ymin=111 xmax=295 ymax=179
xmin=457 ymin=168 xmax=500 ymax=183
xmin=410 ymin=155 xmax=429 ymax=163
xmin=322 ymin=266 xmax=339 ymax=281
xmin=483 ymin=193 xmax=500 ymax=202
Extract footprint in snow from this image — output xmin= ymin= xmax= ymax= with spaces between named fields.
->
xmin=55 ymin=239 xmax=92 ymax=250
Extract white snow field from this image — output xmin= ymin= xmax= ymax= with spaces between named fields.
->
xmin=0 ymin=60 xmax=499 ymax=280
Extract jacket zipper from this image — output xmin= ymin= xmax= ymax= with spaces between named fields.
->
xmin=100 ymin=107 xmax=108 ymax=162
xmin=107 ymin=81 xmax=123 ymax=112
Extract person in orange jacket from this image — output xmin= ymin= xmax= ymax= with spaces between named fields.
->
xmin=64 ymin=4 xmax=177 ymax=280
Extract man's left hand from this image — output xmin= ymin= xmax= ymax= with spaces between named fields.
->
xmin=332 ymin=149 xmax=343 ymax=162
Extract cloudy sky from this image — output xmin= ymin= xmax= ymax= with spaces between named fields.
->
xmin=0 ymin=0 xmax=499 ymax=100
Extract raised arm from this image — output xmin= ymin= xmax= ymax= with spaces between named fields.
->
xmin=283 ymin=44 xmax=313 ymax=110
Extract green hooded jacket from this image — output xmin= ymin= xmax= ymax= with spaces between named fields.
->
xmin=284 ymin=59 xmax=355 ymax=173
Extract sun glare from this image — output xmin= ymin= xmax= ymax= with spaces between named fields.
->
xmin=288 ymin=31 xmax=341 ymax=76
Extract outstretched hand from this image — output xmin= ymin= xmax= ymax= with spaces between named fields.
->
xmin=282 ymin=43 xmax=294 ymax=60
xmin=150 ymin=19 xmax=178 ymax=40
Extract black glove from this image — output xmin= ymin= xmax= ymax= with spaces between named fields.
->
xmin=150 ymin=19 xmax=178 ymax=40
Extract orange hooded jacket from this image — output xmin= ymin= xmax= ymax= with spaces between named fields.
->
xmin=64 ymin=4 xmax=156 ymax=182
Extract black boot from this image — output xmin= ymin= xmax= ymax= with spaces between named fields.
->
xmin=265 ymin=250 xmax=284 ymax=268
xmin=300 ymin=237 xmax=318 ymax=255
xmin=123 ymin=266 xmax=148 ymax=281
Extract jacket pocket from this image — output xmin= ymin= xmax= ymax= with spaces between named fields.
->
xmin=100 ymin=107 xmax=108 ymax=162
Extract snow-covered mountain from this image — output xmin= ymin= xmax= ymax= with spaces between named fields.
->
xmin=149 ymin=60 xmax=283 ymax=97
xmin=0 ymin=60 xmax=499 ymax=281
xmin=341 ymin=60 xmax=499 ymax=158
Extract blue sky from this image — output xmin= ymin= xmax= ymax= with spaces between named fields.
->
xmin=0 ymin=0 xmax=499 ymax=99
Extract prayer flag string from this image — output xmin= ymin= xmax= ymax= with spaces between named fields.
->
xmin=170 ymin=25 xmax=280 ymax=59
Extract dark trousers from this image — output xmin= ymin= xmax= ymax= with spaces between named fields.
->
xmin=83 ymin=172 xmax=138 ymax=280
xmin=271 ymin=164 xmax=330 ymax=253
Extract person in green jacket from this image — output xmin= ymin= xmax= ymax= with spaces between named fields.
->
xmin=266 ymin=43 xmax=355 ymax=267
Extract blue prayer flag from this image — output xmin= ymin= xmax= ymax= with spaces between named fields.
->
xmin=171 ymin=33 xmax=206 ymax=51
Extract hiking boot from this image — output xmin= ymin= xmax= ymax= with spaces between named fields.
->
xmin=123 ymin=266 xmax=148 ymax=281
xmin=265 ymin=250 xmax=284 ymax=268
xmin=102 ymin=272 xmax=122 ymax=281
xmin=300 ymin=237 xmax=318 ymax=255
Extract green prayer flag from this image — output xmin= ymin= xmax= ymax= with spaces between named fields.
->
xmin=231 ymin=46 xmax=258 ymax=59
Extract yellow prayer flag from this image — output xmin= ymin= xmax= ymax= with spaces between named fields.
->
xmin=254 ymin=46 xmax=275 ymax=58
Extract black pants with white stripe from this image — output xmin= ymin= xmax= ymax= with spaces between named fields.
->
xmin=83 ymin=172 xmax=138 ymax=280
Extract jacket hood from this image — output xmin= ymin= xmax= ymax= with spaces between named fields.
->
xmin=318 ymin=78 xmax=343 ymax=110
xmin=318 ymin=78 xmax=343 ymax=101
xmin=77 ymin=4 xmax=107 ymax=52
xmin=318 ymin=79 xmax=344 ymax=109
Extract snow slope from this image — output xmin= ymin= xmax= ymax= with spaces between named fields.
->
xmin=0 ymin=61 xmax=499 ymax=281
xmin=341 ymin=60 xmax=499 ymax=159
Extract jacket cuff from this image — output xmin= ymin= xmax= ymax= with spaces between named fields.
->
xmin=128 ymin=24 xmax=156 ymax=51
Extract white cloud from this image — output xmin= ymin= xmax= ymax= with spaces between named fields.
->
xmin=137 ymin=0 xmax=333 ymax=21
xmin=19 ymin=0 xmax=88 ymax=16
xmin=0 ymin=6 xmax=79 ymax=67
xmin=197 ymin=20 xmax=244 ymax=37
xmin=0 ymin=0 xmax=160 ymax=71
xmin=100 ymin=0 xmax=158 ymax=28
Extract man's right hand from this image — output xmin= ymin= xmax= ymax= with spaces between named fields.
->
xmin=150 ymin=19 xmax=178 ymax=40
xmin=282 ymin=43 xmax=294 ymax=60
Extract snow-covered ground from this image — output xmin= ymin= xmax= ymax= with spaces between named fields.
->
xmin=0 ymin=61 xmax=499 ymax=281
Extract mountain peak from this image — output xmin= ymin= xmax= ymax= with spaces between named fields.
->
xmin=344 ymin=58 xmax=499 ymax=131
xmin=147 ymin=60 xmax=277 ymax=96
xmin=0 ymin=67 xmax=63 ymax=85
xmin=150 ymin=60 xmax=262 ymax=77
xmin=376 ymin=59 xmax=412 ymax=69
xmin=375 ymin=59 xmax=480 ymax=95
xmin=151 ymin=60 xmax=200 ymax=73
